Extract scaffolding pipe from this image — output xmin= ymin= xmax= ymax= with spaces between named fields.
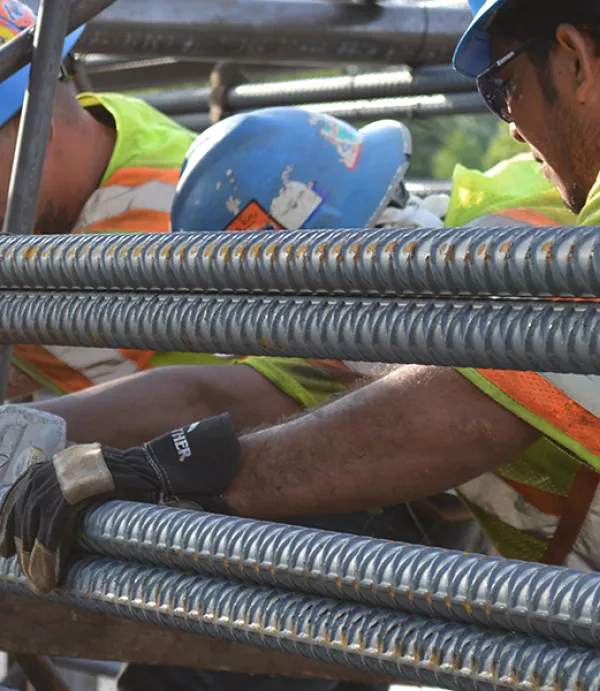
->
xmin=77 ymin=0 xmax=472 ymax=67
xmin=0 ymin=290 xmax=597 ymax=373
xmin=2 ymin=554 xmax=600 ymax=691
xmin=0 ymin=0 xmax=71 ymax=403
xmin=0 ymin=225 xmax=598 ymax=299
xmin=74 ymin=499 xmax=600 ymax=648
xmin=143 ymin=66 xmax=475 ymax=116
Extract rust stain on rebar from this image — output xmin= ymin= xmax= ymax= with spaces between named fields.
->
xmin=403 ymin=241 xmax=417 ymax=260
xmin=21 ymin=247 xmax=40 ymax=261
xmin=203 ymin=242 xmax=218 ymax=259
xmin=542 ymin=241 xmax=554 ymax=261
xmin=296 ymin=243 xmax=310 ymax=260
xmin=233 ymin=245 xmax=247 ymax=261
xmin=331 ymin=242 xmax=344 ymax=262
xmin=315 ymin=242 xmax=328 ymax=263
xmin=259 ymin=336 xmax=270 ymax=352
xmin=445 ymin=243 xmax=455 ymax=262
xmin=384 ymin=240 xmax=397 ymax=256
xmin=160 ymin=244 xmax=173 ymax=260
xmin=348 ymin=242 xmax=361 ymax=260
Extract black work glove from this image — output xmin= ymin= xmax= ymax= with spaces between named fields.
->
xmin=0 ymin=414 xmax=241 ymax=594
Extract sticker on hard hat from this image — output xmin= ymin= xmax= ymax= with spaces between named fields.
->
xmin=0 ymin=1 xmax=35 ymax=46
xmin=225 ymin=201 xmax=283 ymax=232
xmin=308 ymin=112 xmax=363 ymax=171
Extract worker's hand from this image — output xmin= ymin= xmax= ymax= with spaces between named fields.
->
xmin=0 ymin=414 xmax=241 ymax=594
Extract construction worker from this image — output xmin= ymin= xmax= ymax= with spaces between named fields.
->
xmin=8 ymin=0 xmax=600 ymax=673
xmin=1 ymin=120 xmax=582 ymax=691
xmin=0 ymin=0 xmax=199 ymax=401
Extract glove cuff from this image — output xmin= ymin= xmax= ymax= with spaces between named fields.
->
xmin=143 ymin=413 xmax=241 ymax=505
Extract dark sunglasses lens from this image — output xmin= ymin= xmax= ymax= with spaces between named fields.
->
xmin=477 ymin=75 xmax=511 ymax=123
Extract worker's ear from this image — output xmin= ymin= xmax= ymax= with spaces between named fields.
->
xmin=555 ymin=24 xmax=600 ymax=104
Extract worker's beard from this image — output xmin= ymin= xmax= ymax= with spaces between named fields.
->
xmin=35 ymin=200 xmax=77 ymax=235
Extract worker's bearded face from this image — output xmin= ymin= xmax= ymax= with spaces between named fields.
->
xmin=488 ymin=29 xmax=600 ymax=214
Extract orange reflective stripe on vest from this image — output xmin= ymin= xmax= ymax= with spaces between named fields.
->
xmin=13 ymin=344 xmax=154 ymax=394
xmin=493 ymin=208 xmax=559 ymax=225
xmin=475 ymin=370 xmax=600 ymax=456
xmin=73 ymin=167 xmax=180 ymax=234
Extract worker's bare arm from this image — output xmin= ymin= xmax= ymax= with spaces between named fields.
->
xmin=226 ymin=365 xmax=540 ymax=517
xmin=31 ymin=364 xmax=302 ymax=447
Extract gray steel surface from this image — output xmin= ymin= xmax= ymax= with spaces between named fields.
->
xmin=143 ymin=66 xmax=475 ymax=115
xmin=172 ymin=91 xmax=486 ymax=131
xmin=76 ymin=498 xmax=600 ymax=648
xmin=76 ymin=0 xmax=472 ymax=67
xmin=0 ymin=225 xmax=597 ymax=298
xmin=0 ymin=290 xmax=596 ymax=373
xmin=2 ymin=554 xmax=600 ymax=690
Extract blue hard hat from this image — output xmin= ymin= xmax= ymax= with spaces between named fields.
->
xmin=453 ymin=0 xmax=507 ymax=78
xmin=0 ymin=0 xmax=84 ymax=128
xmin=172 ymin=106 xmax=412 ymax=233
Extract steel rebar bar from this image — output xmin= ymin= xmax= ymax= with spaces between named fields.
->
xmin=76 ymin=499 xmax=600 ymax=649
xmin=143 ymin=67 xmax=475 ymax=116
xmin=2 ymin=554 xmax=600 ymax=691
xmin=0 ymin=290 xmax=597 ymax=373
xmin=0 ymin=226 xmax=598 ymax=299
xmin=173 ymin=92 xmax=487 ymax=131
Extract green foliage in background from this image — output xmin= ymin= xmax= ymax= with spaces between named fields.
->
xmin=407 ymin=115 xmax=528 ymax=179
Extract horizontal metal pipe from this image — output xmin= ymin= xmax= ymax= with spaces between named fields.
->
xmin=0 ymin=226 xmax=597 ymax=298
xmin=0 ymin=0 xmax=116 ymax=83
xmin=298 ymin=91 xmax=487 ymax=121
xmin=76 ymin=499 xmax=600 ymax=648
xmin=405 ymin=178 xmax=453 ymax=196
xmin=143 ymin=66 xmax=475 ymax=116
xmin=173 ymin=92 xmax=488 ymax=131
xmin=0 ymin=290 xmax=597 ymax=373
xmin=76 ymin=0 xmax=472 ymax=67
xmin=2 ymin=554 xmax=600 ymax=690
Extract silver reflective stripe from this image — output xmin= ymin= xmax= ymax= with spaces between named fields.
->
xmin=44 ymin=346 xmax=141 ymax=385
xmin=568 ymin=484 xmax=600 ymax=571
xmin=541 ymin=373 xmax=600 ymax=418
xmin=343 ymin=361 xmax=383 ymax=377
xmin=459 ymin=472 xmax=558 ymax=540
xmin=73 ymin=180 xmax=176 ymax=231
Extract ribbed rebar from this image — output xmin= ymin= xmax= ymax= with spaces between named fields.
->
xmin=173 ymin=92 xmax=487 ymax=131
xmin=76 ymin=500 xmax=600 ymax=648
xmin=143 ymin=67 xmax=476 ymax=115
xmin=2 ymin=554 xmax=600 ymax=690
xmin=299 ymin=92 xmax=487 ymax=122
xmin=0 ymin=290 xmax=598 ymax=373
xmin=0 ymin=226 xmax=598 ymax=298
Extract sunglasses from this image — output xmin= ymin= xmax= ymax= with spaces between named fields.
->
xmin=476 ymin=38 xmax=535 ymax=122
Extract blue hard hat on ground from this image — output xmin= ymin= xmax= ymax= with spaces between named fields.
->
xmin=172 ymin=106 xmax=412 ymax=233
xmin=453 ymin=0 xmax=507 ymax=78
xmin=0 ymin=0 xmax=84 ymax=128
